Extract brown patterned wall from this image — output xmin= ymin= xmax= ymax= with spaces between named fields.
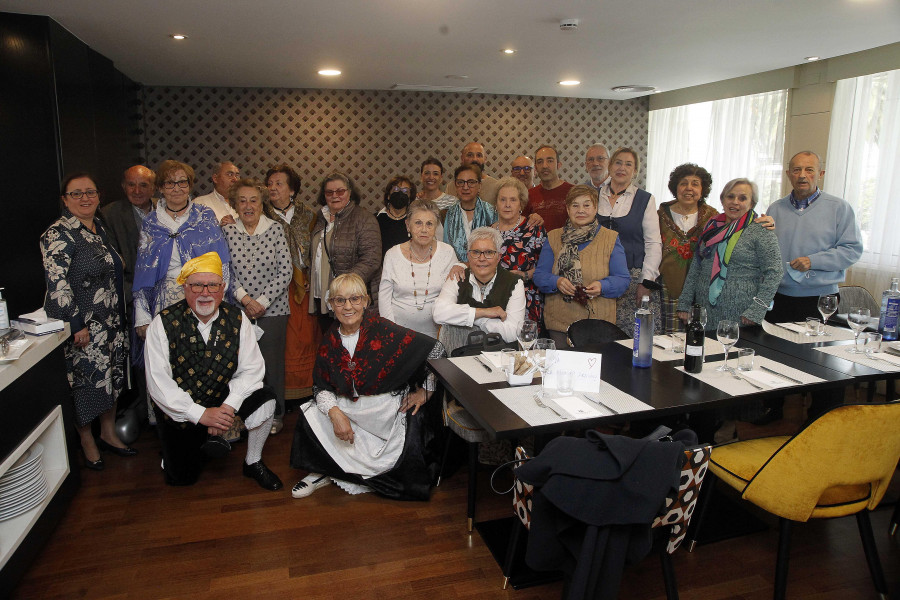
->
xmin=142 ymin=87 xmax=648 ymax=213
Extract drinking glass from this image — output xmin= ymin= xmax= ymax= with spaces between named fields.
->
xmin=847 ymin=307 xmax=871 ymax=353
xmin=694 ymin=306 xmax=708 ymax=329
xmin=517 ymin=319 xmax=538 ymax=351
xmin=817 ymin=294 xmax=838 ymax=335
xmin=532 ymin=338 xmax=557 ymax=398
xmin=716 ymin=319 xmax=740 ymax=372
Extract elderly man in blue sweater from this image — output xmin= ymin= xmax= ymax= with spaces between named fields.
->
xmin=766 ymin=150 xmax=863 ymax=323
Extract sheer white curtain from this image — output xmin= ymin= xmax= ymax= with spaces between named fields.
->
xmin=826 ymin=69 xmax=900 ymax=295
xmin=647 ymin=90 xmax=787 ymax=210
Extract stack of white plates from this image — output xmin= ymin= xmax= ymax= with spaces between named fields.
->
xmin=0 ymin=443 xmax=48 ymax=522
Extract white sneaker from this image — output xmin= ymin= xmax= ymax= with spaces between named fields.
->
xmin=291 ymin=473 xmax=331 ymax=498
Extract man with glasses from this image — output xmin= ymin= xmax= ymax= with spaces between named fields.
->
xmin=195 ymin=161 xmax=240 ymax=224
xmin=523 ymin=145 xmax=573 ymax=232
xmin=584 ymin=144 xmax=610 ymax=193
xmin=434 ymin=227 xmax=526 ymax=353
xmin=144 ymin=252 xmax=283 ymax=490
xmin=511 ymin=155 xmax=535 ymax=188
xmin=446 ymin=142 xmax=500 ymax=206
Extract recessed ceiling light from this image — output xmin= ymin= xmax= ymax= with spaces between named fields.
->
xmin=805 ymin=56 xmax=820 ymax=62
xmin=318 ymin=69 xmax=341 ymax=76
xmin=445 ymin=74 xmax=470 ymax=80
xmin=611 ymin=85 xmax=656 ymax=93
xmin=503 ymin=48 xmax=515 ymax=55
xmin=559 ymin=80 xmax=581 ymax=86
xmin=169 ymin=34 xmax=187 ymax=40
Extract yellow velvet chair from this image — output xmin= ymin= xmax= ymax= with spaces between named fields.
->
xmin=690 ymin=402 xmax=900 ymax=600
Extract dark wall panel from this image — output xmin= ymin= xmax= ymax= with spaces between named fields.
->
xmin=0 ymin=14 xmax=63 ymax=316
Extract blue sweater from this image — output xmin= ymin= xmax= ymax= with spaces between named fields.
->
xmin=767 ymin=191 xmax=863 ymax=297
xmin=533 ymin=231 xmax=631 ymax=298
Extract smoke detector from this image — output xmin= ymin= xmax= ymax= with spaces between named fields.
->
xmin=559 ymin=19 xmax=579 ymax=31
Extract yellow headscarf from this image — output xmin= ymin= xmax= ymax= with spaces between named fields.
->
xmin=176 ymin=252 xmax=223 ymax=285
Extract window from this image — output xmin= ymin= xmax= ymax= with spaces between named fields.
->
xmin=825 ymin=69 xmax=900 ymax=291
xmin=647 ymin=90 xmax=787 ymax=211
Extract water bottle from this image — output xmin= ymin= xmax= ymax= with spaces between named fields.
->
xmin=0 ymin=287 xmax=9 ymax=330
xmin=632 ymin=295 xmax=653 ymax=368
xmin=684 ymin=304 xmax=705 ymax=373
xmin=878 ymin=277 xmax=900 ymax=341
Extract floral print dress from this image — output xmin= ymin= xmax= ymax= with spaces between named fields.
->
xmin=495 ymin=218 xmax=546 ymax=323
xmin=41 ymin=210 xmax=127 ymax=427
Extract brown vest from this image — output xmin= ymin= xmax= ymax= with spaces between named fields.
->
xmin=544 ymin=227 xmax=618 ymax=332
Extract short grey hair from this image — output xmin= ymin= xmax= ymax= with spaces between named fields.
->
xmin=467 ymin=226 xmax=502 ymax=251
xmin=406 ymin=198 xmax=441 ymax=223
xmin=720 ymin=178 xmax=760 ymax=208
xmin=495 ymin=176 xmax=529 ymax=210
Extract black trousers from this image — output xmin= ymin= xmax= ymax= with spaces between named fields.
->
xmin=153 ymin=386 xmax=275 ymax=486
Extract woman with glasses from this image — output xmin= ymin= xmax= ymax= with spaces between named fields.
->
xmin=308 ymin=172 xmax=381 ymax=319
xmin=491 ymin=177 xmax=546 ymax=323
xmin=41 ymin=173 xmax=135 ymax=470
xmin=534 ymin=185 xmax=631 ymax=348
xmin=379 ymin=199 xmax=457 ymax=337
xmin=223 ymin=178 xmax=293 ymax=433
xmin=597 ymin=147 xmax=663 ymax=336
xmin=132 ymin=160 xmax=231 ymax=350
xmin=443 ymin=164 xmax=497 ymax=262
xmin=290 ymin=273 xmax=445 ymax=500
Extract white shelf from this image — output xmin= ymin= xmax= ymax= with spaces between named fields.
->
xmin=0 ymin=326 xmax=69 ymax=393
xmin=0 ymin=406 xmax=70 ymax=569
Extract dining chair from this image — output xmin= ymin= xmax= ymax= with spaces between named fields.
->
xmin=837 ymin=284 xmax=880 ymax=316
xmin=436 ymin=331 xmax=502 ymax=532
xmin=566 ymin=318 xmax=629 ymax=348
xmin=503 ymin=444 xmax=712 ymax=598
xmin=687 ymin=402 xmax=900 ymax=600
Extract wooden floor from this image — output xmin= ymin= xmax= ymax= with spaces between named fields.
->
xmin=11 ymin=408 xmax=900 ymax=600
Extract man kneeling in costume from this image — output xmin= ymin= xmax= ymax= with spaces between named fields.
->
xmin=145 ymin=251 xmax=282 ymax=490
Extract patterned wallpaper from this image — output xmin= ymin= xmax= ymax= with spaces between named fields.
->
xmin=142 ymin=87 xmax=648 ymax=213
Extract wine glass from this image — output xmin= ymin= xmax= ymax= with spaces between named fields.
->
xmin=532 ymin=338 xmax=557 ymax=398
xmin=817 ymin=294 xmax=839 ymax=335
xmin=517 ymin=319 xmax=538 ymax=352
xmin=715 ymin=319 xmax=740 ymax=372
xmin=847 ymin=307 xmax=871 ymax=353
xmin=695 ymin=306 xmax=708 ymax=329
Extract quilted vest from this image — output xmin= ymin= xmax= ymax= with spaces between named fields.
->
xmin=456 ymin=266 xmax=521 ymax=308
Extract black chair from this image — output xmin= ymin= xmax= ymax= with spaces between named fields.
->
xmin=566 ymin=318 xmax=629 ymax=348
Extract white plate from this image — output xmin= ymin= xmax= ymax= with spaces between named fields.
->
xmin=3 ymin=443 xmax=44 ymax=477
xmin=0 ymin=338 xmax=34 ymax=363
xmin=0 ymin=463 xmax=43 ymax=492
xmin=0 ymin=475 xmax=46 ymax=509
xmin=0 ymin=481 xmax=48 ymax=522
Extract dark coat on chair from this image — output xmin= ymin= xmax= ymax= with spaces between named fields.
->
xmin=515 ymin=431 xmax=684 ymax=600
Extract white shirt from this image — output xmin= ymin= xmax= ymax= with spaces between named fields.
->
xmin=597 ymin=181 xmax=662 ymax=282
xmin=194 ymin=190 xmax=238 ymax=222
xmin=145 ymin=307 xmax=265 ymax=424
xmin=433 ymin=270 xmax=526 ymax=343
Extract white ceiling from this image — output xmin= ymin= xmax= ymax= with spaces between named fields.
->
xmin=3 ymin=0 xmax=899 ymax=99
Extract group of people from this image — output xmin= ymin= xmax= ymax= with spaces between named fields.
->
xmin=39 ymin=138 xmax=863 ymax=500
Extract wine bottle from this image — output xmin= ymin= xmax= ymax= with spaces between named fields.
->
xmin=684 ymin=304 xmax=705 ymax=373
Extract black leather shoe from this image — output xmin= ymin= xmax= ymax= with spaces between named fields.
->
xmin=96 ymin=437 xmax=138 ymax=457
xmin=82 ymin=452 xmax=105 ymax=471
xmin=243 ymin=460 xmax=283 ymax=491
xmin=200 ymin=435 xmax=231 ymax=458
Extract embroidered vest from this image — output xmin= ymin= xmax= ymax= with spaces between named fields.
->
xmin=160 ymin=299 xmax=242 ymax=409
xmin=456 ymin=267 xmax=521 ymax=308
xmin=544 ymin=227 xmax=618 ymax=332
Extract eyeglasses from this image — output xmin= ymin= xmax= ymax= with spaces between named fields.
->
xmin=163 ymin=179 xmax=190 ymax=190
xmin=511 ymin=166 xmax=532 ymax=173
xmin=468 ymin=249 xmax=498 ymax=259
xmin=455 ymin=179 xmax=480 ymax=188
xmin=187 ymin=282 xmax=223 ymax=293
xmin=331 ymin=295 xmax=365 ymax=307
xmin=65 ymin=189 xmax=99 ymax=200
xmin=391 ymin=186 xmax=411 ymax=195
xmin=324 ymin=188 xmax=348 ymax=198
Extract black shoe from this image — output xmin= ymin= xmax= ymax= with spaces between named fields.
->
xmin=95 ymin=437 xmax=138 ymax=457
xmin=82 ymin=452 xmax=105 ymax=471
xmin=242 ymin=460 xmax=283 ymax=491
xmin=200 ymin=435 xmax=231 ymax=459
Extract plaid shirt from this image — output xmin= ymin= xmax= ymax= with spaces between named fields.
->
xmin=789 ymin=188 xmax=821 ymax=211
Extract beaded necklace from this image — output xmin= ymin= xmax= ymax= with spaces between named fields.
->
xmin=409 ymin=242 xmax=434 ymax=310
